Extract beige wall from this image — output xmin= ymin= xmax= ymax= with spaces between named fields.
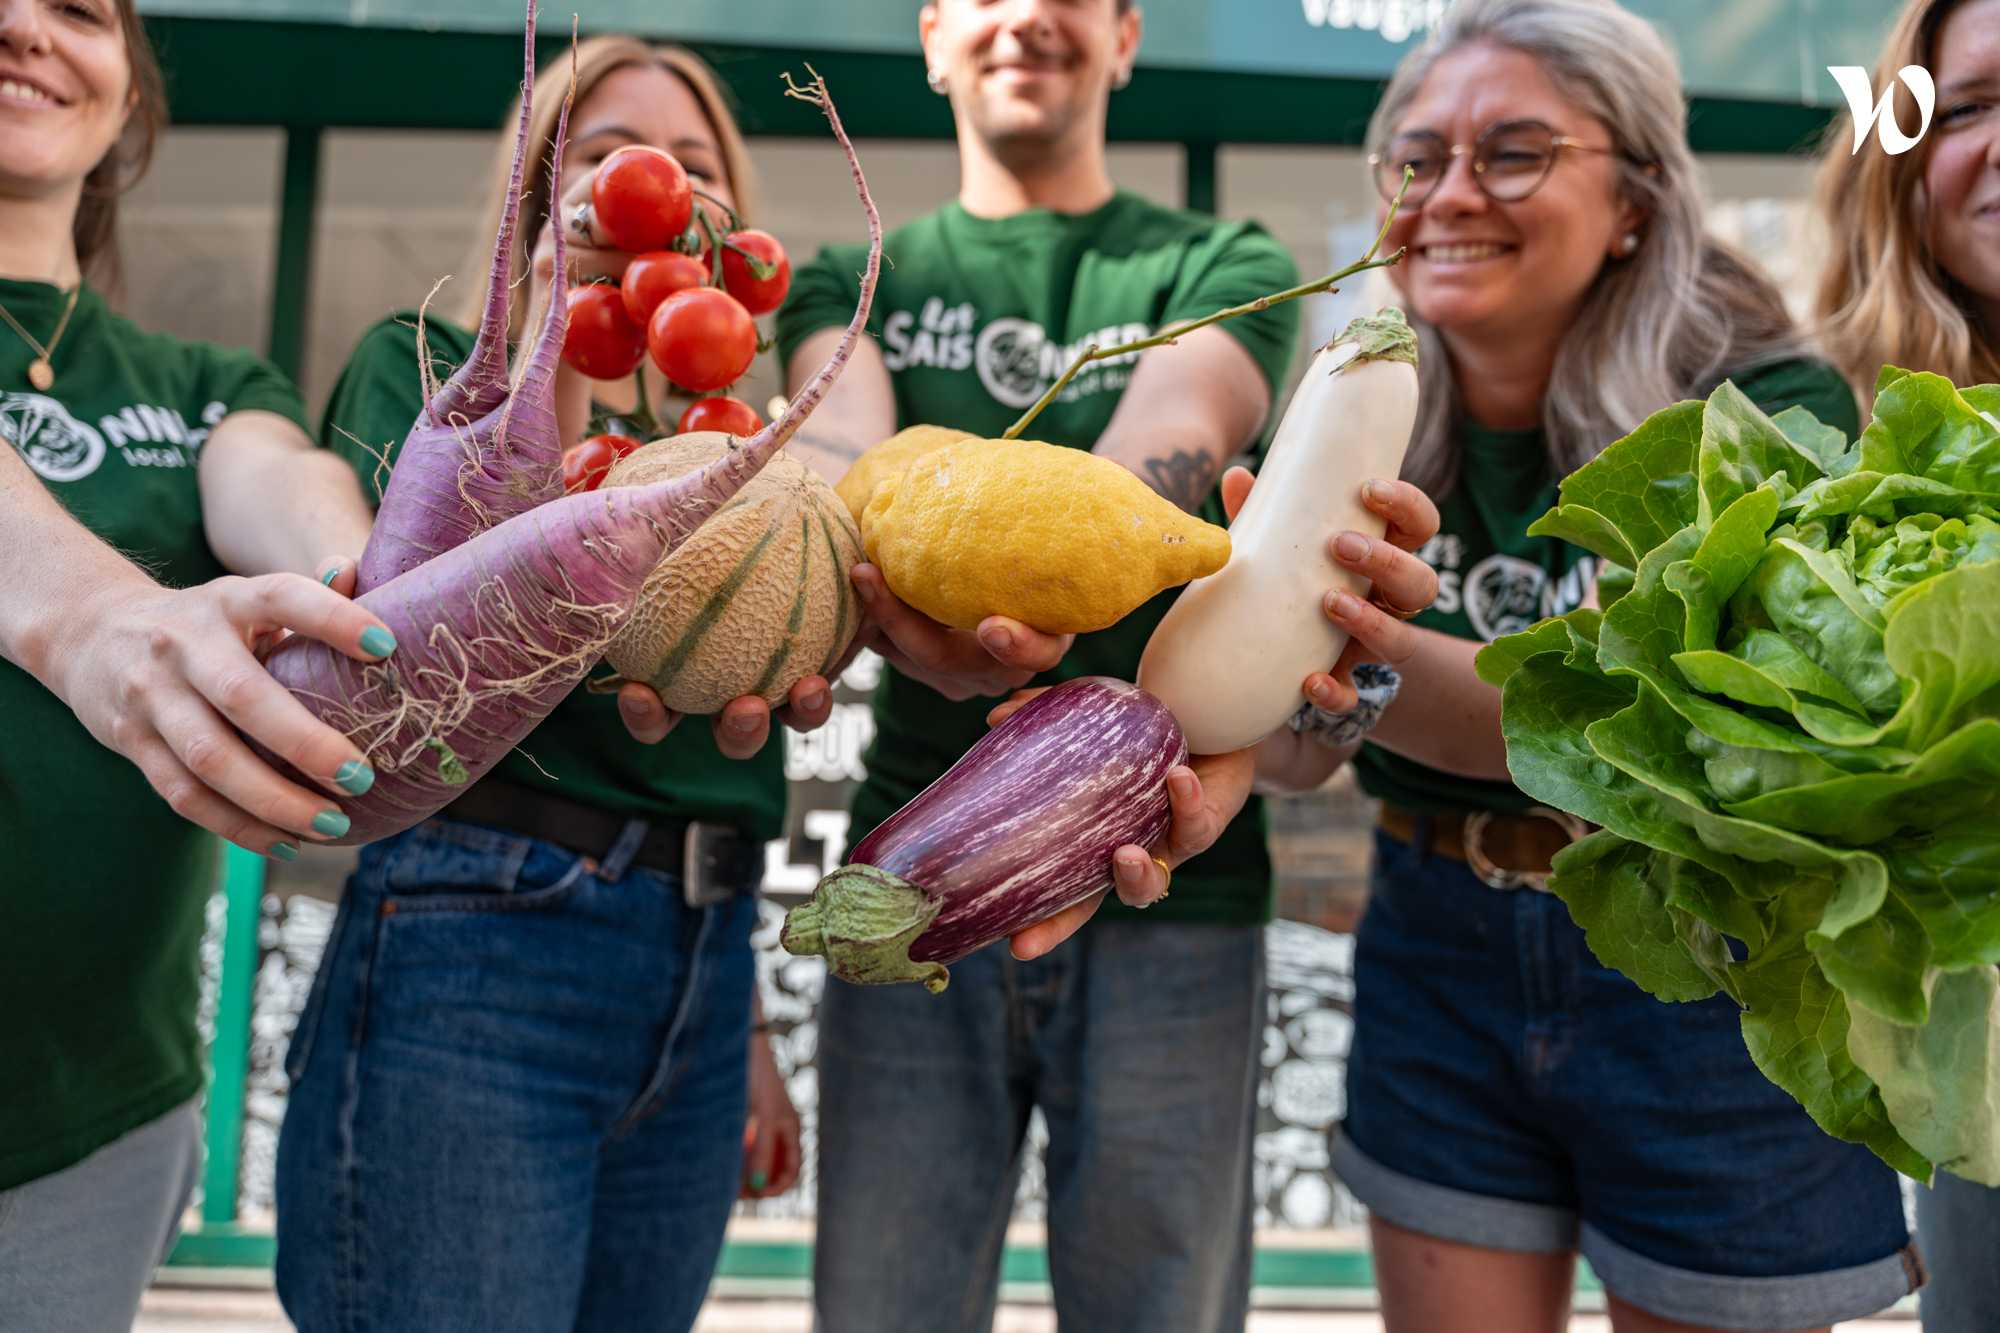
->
xmin=109 ymin=129 xmax=1831 ymax=424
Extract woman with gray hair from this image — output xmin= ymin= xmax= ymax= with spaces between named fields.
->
xmin=1321 ymin=1 xmax=1923 ymax=1329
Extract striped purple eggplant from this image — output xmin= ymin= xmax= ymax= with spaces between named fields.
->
xmin=781 ymin=676 xmax=1186 ymax=991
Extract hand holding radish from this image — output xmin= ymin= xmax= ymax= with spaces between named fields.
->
xmin=848 ymin=562 xmax=1073 ymax=700
xmin=50 ymin=572 xmax=397 ymax=855
xmin=741 ymin=1027 xmax=802 ymax=1199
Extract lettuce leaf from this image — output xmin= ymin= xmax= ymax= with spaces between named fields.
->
xmin=1490 ymin=375 xmax=2000 ymax=1182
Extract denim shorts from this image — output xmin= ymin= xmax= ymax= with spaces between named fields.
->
xmin=1337 ymin=829 xmax=1920 ymax=1330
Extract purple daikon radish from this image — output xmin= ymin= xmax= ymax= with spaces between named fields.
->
xmin=780 ymin=677 xmax=1186 ymax=992
xmin=257 ymin=71 xmax=882 ymax=846
xmin=354 ymin=0 xmax=562 ymax=593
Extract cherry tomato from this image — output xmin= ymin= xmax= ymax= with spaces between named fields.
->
xmin=677 ymin=396 xmax=764 ymax=437
xmin=719 ymin=230 xmax=792 ymax=317
xmin=647 ymin=287 xmax=757 ymax=393
xmin=621 ymin=250 xmax=709 ymax=326
xmin=562 ymin=435 xmax=621 ymax=493
xmin=591 ymin=146 xmax=693 ymax=254
xmin=561 ymin=284 xmax=646 ymax=379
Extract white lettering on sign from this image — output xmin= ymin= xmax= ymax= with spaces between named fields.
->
xmin=1829 ymin=65 xmax=1935 ymax=155
xmin=1300 ymin=0 xmax=1445 ymax=43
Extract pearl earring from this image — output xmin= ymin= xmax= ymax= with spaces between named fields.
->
xmin=927 ymin=68 xmax=948 ymax=95
xmin=1113 ymin=67 xmax=1132 ymax=90
xmin=1621 ymin=232 xmax=1641 ymax=255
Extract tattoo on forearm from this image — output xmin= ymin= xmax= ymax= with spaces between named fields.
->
xmin=1142 ymin=449 xmax=1219 ymax=512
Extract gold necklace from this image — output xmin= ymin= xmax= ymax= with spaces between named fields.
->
xmin=0 ymin=283 xmax=81 ymax=391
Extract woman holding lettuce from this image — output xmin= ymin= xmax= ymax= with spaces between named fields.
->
xmin=1816 ymin=1 xmax=2000 ymax=1327
xmin=1314 ymin=0 xmax=1921 ymax=1329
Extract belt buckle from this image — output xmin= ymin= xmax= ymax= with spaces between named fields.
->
xmin=682 ymin=821 xmax=740 ymax=908
xmin=1463 ymin=807 xmax=1590 ymax=891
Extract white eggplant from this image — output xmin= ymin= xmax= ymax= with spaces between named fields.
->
xmin=1136 ymin=310 xmax=1419 ymax=754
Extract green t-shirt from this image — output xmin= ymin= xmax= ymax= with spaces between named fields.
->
xmin=1354 ymin=358 xmax=1862 ymax=815
xmin=0 ymin=278 xmax=311 ymax=1190
xmin=776 ymin=193 xmax=1300 ymax=926
xmin=320 ymin=314 xmax=786 ymax=840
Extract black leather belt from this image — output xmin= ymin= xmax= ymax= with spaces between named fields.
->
xmin=440 ymin=779 xmax=759 ymax=906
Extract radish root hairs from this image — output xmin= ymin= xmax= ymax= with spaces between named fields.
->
xmin=257 ymin=66 xmax=885 ymax=847
xmin=355 ymin=0 xmax=566 ymax=592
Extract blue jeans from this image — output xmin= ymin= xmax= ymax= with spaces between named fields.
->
xmin=1339 ymin=829 xmax=1916 ymax=1330
xmin=275 ymin=816 xmax=755 ymax=1333
xmin=812 ymin=920 xmax=1264 ymax=1333
xmin=1917 ymin=1171 xmax=2000 ymax=1331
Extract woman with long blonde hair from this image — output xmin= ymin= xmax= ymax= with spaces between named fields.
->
xmin=1322 ymin=1 xmax=1920 ymax=1329
xmin=1816 ymin=5 xmax=2000 ymax=1326
xmin=277 ymin=40 xmax=809 ymax=1332
xmin=1816 ymin=0 xmax=2000 ymax=398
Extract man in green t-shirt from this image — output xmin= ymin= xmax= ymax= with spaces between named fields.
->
xmin=773 ymin=1 xmax=1299 ymax=1327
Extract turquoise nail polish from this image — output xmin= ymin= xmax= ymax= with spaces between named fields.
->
xmin=320 ymin=567 xmax=339 ymax=586
xmin=359 ymin=626 xmax=397 ymax=658
xmin=749 ymin=1170 xmax=767 ymax=1192
xmin=312 ymin=809 xmax=351 ymax=838
xmin=268 ymin=841 xmax=299 ymax=862
xmin=333 ymin=760 xmax=375 ymax=795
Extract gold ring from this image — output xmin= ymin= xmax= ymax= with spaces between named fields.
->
xmin=1368 ymin=588 xmax=1423 ymax=621
xmin=1151 ymin=855 xmax=1172 ymax=893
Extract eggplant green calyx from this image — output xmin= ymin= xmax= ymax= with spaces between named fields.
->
xmin=781 ymin=864 xmax=950 ymax=992
xmin=1332 ymin=308 xmax=1418 ymax=367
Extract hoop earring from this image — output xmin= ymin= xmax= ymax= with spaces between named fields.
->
xmin=927 ymin=68 xmax=948 ymax=95
xmin=1620 ymin=232 xmax=1641 ymax=256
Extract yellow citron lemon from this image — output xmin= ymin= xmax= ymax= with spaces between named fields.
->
xmin=834 ymin=424 xmax=977 ymax=524
xmin=860 ymin=438 xmax=1231 ymax=634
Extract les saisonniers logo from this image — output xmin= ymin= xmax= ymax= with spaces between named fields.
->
xmin=1828 ymin=64 xmax=1936 ymax=155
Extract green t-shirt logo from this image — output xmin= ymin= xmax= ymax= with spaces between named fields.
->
xmin=2 ymin=391 xmax=106 ymax=482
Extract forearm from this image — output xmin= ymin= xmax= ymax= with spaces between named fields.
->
xmin=1251 ymin=725 xmax=1360 ymax=796
xmin=1091 ymin=327 xmax=1269 ymax=511
xmin=784 ymin=328 xmax=895 ymax=484
xmin=1364 ymin=629 xmax=1510 ymax=781
xmin=199 ymin=411 xmax=374 ymax=578
xmin=0 ymin=446 xmax=161 ymax=690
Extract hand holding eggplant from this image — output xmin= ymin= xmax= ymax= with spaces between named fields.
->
xmin=848 ymin=561 xmax=1073 ymax=701
xmin=1212 ymin=468 xmax=1440 ymax=718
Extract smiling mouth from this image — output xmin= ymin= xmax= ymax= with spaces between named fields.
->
xmin=0 ymin=75 xmax=62 ymax=106
xmin=1419 ymin=242 xmax=1512 ymax=262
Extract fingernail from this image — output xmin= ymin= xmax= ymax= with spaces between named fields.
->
xmin=268 ymin=841 xmax=299 ymax=862
xmin=749 ymin=1170 xmax=767 ymax=1192
xmin=333 ymin=760 xmax=375 ymax=795
xmin=1366 ymin=479 xmax=1393 ymax=501
xmin=1329 ymin=590 xmax=1364 ymax=621
xmin=1169 ymin=773 xmax=1196 ymax=800
xmin=312 ymin=809 xmax=351 ymax=838
xmin=730 ymin=713 xmax=760 ymax=732
xmin=1308 ymin=678 xmax=1333 ymax=704
xmin=853 ymin=576 xmax=876 ymax=604
xmin=1335 ymin=531 xmax=1370 ymax=562
xmin=359 ymin=626 xmax=397 ymax=658
xmin=1116 ymin=854 xmax=1145 ymax=883
xmin=621 ymin=694 xmax=649 ymax=715
xmin=799 ymin=686 xmax=826 ymax=712
xmin=320 ymin=567 xmax=339 ymax=587
xmin=979 ymin=625 xmax=1013 ymax=654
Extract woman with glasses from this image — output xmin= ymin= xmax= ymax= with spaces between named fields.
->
xmin=1815 ymin=3 xmax=2000 ymax=1329
xmin=1325 ymin=1 xmax=1919 ymax=1329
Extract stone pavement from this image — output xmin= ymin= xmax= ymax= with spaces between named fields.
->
xmin=135 ymin=1284 xmax=1922 ymax=1332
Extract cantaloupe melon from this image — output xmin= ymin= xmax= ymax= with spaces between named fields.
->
xmin=601 ymin=432 xmax=864 ymax=713
xmin=834 ymin=424 xmax=977 ymax=524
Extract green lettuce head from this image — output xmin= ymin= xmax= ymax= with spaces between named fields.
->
xmin=1478 ymin=370 xmax=2000 ymax=1184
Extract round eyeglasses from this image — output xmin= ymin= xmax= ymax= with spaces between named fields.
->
xmin=1367 ymin=119 xmax=1620 ymax=208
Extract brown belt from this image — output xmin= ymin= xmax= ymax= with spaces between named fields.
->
xmin=1378 ymin=803 xmax=1594 ymax=890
